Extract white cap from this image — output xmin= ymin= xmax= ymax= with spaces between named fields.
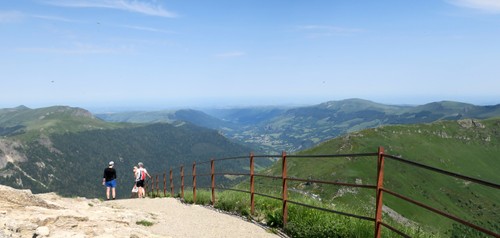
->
xmin=109 ymin=161 xmax=114 ymax=166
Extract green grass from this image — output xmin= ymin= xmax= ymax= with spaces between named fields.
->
xmin=181 ymin=188 xmax=213 ymax=205
xmin=181 ymin=189 xmax=434 ymax=238
xmin=146 ymin=190 xmax=172 ymax=198
xmin=136 ymin=220 xmax=154 ymax=226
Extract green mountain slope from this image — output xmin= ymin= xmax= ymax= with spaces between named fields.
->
xmin=0 ymin=105 xmax=126 ymax=138
xmin=264 ymin=118 xmax=500 ymax=236
xmin=96 ymin=109 xmax=237 ymax=130
xmin=203 ymin=106 xmax=288 ymax=125
xmin=0 ymin=106 xmax=265 ymax=199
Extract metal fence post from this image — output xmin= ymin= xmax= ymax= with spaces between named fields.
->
xmin=170 ymin=168 xmax=174 ymax=197
xmin=145 ymin=178 xmax=148 ymax=197
xmin=151 ymin=177 xmax=154 ymax=197
xmin=163 ymin=172 xmax=166 ymax=197
xmin=375 ymin=146 xmax=385 ymax=238
xmin=250 ymin=152 xmax=255 ymax=215
xmin=282 ymin=151 xmax=288 ymax=227
xmin=211 ymin=159 xmax=215 ymax=205
xmin=181 ymin=165 xmax=185 ymax=199
xmin=193 ymin=162 xmax=197 ymax=204
xmin=149 ymin=177 xmax=152 ymax=197
xmin=155 ymin=174 xmax=159 ymax=197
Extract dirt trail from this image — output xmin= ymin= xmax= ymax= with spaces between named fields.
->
xmin=0 ymin=185 xmax=280 ymax=238
xmin=108 ymin=198 xmax=280 ymax=238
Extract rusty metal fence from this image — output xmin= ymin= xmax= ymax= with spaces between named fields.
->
xmin=144 ymin=147 xmax=500 ymax=238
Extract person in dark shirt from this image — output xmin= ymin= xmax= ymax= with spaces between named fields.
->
xmin=102 ymin=161 xmax=117 ymax=200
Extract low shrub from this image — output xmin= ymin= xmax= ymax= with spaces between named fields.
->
xmin=136 ymin=220 xmax=154 ymax=226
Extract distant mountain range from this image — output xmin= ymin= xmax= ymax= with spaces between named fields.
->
xmin=96 ymin=98 xmax=500 ymax=153
xmin=0 ymin=106 xmax=266 ymax=198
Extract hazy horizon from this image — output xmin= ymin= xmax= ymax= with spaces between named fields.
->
xmin=2 ymin=96 xmax=499 ymax=114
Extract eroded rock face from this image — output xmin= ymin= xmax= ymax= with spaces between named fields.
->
xmin=0 ymin=185 xmax=58 ymax=209
xmin=0 ymin=185 xmax=157 ymax=238
xmin=0 ymin=139 xmax=27 ymax=170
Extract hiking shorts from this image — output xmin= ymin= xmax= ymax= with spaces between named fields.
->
xmin=105 ymin=179 xmax=116 ymax=188
xmin=136 ymin=180 xmax=145 ymax=188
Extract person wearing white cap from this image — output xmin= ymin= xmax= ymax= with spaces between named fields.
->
xmin=102 ymin=161 xmax=117 ymax=200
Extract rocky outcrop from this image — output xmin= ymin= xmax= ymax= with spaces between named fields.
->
xmin=0 ymin=139 xmax=26 ymax=170
xmin=0 ymin=185 xmax=157 ymax=238
xmin=457 ymin=119 xmax=485 ymax=129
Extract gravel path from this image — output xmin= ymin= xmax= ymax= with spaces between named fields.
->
xmin=108 ymin=198 xmax=281 ymax=238
xmin=0 ymin=185 xmax=280 ymax=238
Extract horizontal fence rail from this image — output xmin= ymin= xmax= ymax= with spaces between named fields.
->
xmin=143 ymin=147 xmax=500 ymax=238
xmin=384 ymin=154 xmax=500 ymax=189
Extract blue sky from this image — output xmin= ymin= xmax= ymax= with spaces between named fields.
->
xmin=1 ymin=0 xmax=499 ymax=110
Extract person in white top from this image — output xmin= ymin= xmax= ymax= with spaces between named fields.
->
xmin=137 ymin=162 xmax=152 ymax=198
xmin=132 ymin=166 xmax=139 ymax=197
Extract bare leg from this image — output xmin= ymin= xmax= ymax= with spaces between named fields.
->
xmin=112 ymin=187 xmax=116 ymax=199
xmin=106 ymin=187 xmax=110 ymax=200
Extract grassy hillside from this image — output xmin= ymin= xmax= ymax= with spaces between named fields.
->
xmin=0 ymin=105 xmax=127 ymax=138
xmin=203 ymin=106 xmax=288 ymax=125
xmin=262 ymin=118 xmax=500 ymax=236
xmin=97 ymin=109 xmax=237 ymax=130
xmin=410 ymin=101 xmax=500 ymax=118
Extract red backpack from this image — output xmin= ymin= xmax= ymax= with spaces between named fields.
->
xmin=140 ymin=168 xmax=146 ymax=180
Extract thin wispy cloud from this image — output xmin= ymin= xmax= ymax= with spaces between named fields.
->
xmin=215 ymin=51 xmax=246 ymax=59
xmin=17 ymin=42 xmax=131 ymax=55
xmin=297 ymin=25 xmax=365 ymax=38
xmin=448 ymin=0 xmax=500 ymax=13
xmin=42 ymin=0 xmax=177 ymax=18
xmin=117 ymin=24 xmax=175 ymax=34
xmin=0 ymin=11 xmax=24 ymax=23
xmin=4 ymin=9 xmax=172 ymax=36
xmin=1 ymin=11 xmax=82 ymax=24
xmin=31 ymin=14 xmax=82 ymax=23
